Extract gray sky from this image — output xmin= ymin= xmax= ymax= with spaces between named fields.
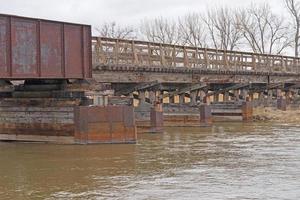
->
xmin=0 ymin=0 xmax=286 ymax=33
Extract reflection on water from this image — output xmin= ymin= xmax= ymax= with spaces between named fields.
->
xmin=0 ymin=123 xmax=300 ymax=200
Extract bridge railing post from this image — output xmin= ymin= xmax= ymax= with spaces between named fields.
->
xmin=95 ymin=37 xmax=103 ymax=65
xmin=281 ymin=56 xmax=285 ymax=73
xmin=252 ymin=54 xmax=256 ymax=71
xmin=204 ymin=48 xmax=209 ymax=69
xmin=183 ymin=46 xmax=189 ymax=68
xmin=147 ymin=43 xmax=153 ymax=65
xmin=172 ymin=45 xmax=176 ymax=67
xmin=294 ymin=58 xmax=299 ymax=74
xmin=285 ymin=57 xmax=289 ymax=72
xmin=195 ymin=47 xmax=199 ymax=68
xmin=160 ymin=44 xmax=166 ymax=66
xmin=131 ymin=41 xmax=138 ymax=65
xmin=114 ymin=39 xmax=119 ymax=65
xmin=223 ymin=51 xmax=229 ymax=70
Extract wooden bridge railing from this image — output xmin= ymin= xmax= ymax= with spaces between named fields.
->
xmin=92 ymin=37 xmax=300 ymax=74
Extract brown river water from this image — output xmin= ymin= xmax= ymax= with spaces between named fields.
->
xmin=0 ymin=122 xmax=300 ymax=200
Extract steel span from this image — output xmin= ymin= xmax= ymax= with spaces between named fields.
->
xmin=0 ymin=14 xmax=92 ymax=80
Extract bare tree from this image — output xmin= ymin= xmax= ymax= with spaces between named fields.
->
xmin=238 ymin=4 xmax=291 ymax=54
xmin=285 ymin=0 xmax=300 ymax=57
xmin=96 ymin=22 xmax=136 ymax=39
xmin=178 ymin=13 xmax=207 ymax=48
xmin=140 ymin=17 xmax=182 ymax=45
xmin=202 ymin=7 xmax=242 ymax=51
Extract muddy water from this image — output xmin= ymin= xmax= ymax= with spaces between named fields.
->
xmin=0 ymin=123 xmax=300 ymax=200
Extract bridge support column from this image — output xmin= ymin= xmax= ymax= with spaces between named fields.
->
xmin=169 ymin=95 xmax=175 ymax=104
xmin=258 ymin=92 xmax=265 ymax=106
xmin=291 ymin=89 xmax=298 ymax=100
xmin=295 ymin=89 xmax=299 ymax=98
xmin=139 ymin=91 xmax=146 ymax=105
xmin=150 ymin=103 xmax=164 ymax=133
xmin=199 ymin=90 xmax=206 ymax=103
xmin=242 ymin=100 xmax=253 ymax=121
xmin=249 ymin=93 xmax=254 ymax=102
xmin=149 ymin=91 xmax=156 ymax=104
xmin=276 ymin=89 xmax=282 ymax=99
xmin=285 ymin=91 xmax=291 ymax=105
xmin=224 ymin=92 xmax=230 ymax=102
xmin=179 ymin=94 xmax=185 ymax=104
xmin=277 ymin=96 xmax=287 ymax=111
xmin=213 ymin=94 xmax=219 ymax=102
xmin=190 ymin=91 xmax=197 ymax=106
xmin=267 ymin=90 xmax=273 ymax=107
xmin=234 ymin=90 xmax=240 ymax=101
xmin=200 ymin=104 xmax=212 ymax=126
xmin=75 ymin=105 xmax=137 ymax=144
xmin=241 ymin=89 xmax=248 ymax=101
xmin=158 ymin=91 xmax=164 ymax=104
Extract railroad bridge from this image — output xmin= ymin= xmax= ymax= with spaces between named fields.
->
xmin=92 ymin=37 xmax=300 ymax=106
xmin=0 ymin=14 xmax=299 ymax=143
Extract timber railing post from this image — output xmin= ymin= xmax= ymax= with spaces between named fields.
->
xmin=95 ymin=37 xmax=103 ymax=64
xmin=114 ymin=39 xmax=119 ymax=65
xmin=183 ymin=46 xmax=189 ymax=68
xmin=242 ymin=99 xmax=253 ymax=121
xmin=172 ymin=45 xmax=176 ymax=67
xmin=147 ymin=43 xmax=152 ymax=65
xmin=131 ymin=41 xmax=138 ymax=65
xmin=160 ymin=44 xmax=166 ymax=66
xmin=204 ymin=48 xmax=209 ymax=69
xmin=195 ymin=47 xmax=199 ymax=68
xmin=252 ymin=54 xmax=256 ymax=71
xmin=223 ymin=51 xmax=228 ymax=70
xmin=265 ymin=56 xmax=271 ymax=73
xmin=200 ymin=100 xmax=212 ymax=127
xmin=281 ymin=56 xmax=285 ymax=73
xmin=294 ymin=58 xmax=298 ymax=74
xmin=233 ymin=52 xmax=237 ymax=71
xmin=150 ymin=102 xmax=164 ymax=133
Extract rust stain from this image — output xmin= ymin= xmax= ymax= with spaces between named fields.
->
xmin=12 ymin=20 xmax=37 ymax=75
xmin=0 ymin=17 xmax=7 ymax=75
xmin=74 ymin=106 xmax=137 ymax=144
xmin=0 ymin=14 xmax=92 ymax=79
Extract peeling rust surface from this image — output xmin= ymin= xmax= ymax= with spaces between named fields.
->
xmin=12 ymin=19 xmax=37 ymax=76
xmin=40 ymin=21 xmax=63 ymax=77
xmin=0 ymin=14 xmax=92 ymax=79
xmin=0 ymin=17 xmax=8 ymax=76
xmin=74 ymin=106 xmax=137 ymax=144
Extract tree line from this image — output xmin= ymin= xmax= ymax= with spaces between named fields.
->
xmin=97 ymin=0 xmax=300 ymax=57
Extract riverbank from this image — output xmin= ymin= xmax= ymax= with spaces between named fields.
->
xmin=253 ymin=107 xmax=300 ymax=123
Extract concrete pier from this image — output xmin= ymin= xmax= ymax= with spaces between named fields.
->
xmin=200 ymin=104 xmax=212 ymax=126
xmin=277 ymin=97 xmax=287 ymax=111
xmin=0 ymin=98 xmax=77 ymax=144
xmin=150 ymin=104 xmax=164 ymax=133
xmin=74 ymin=105 xmax=137 ymax=144
xmin=0 ymin=97 xmax=137 ymax=144
xmin=0 ymin=80 xmax=137 ymax=144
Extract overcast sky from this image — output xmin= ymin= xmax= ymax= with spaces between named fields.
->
xmin=0 ymin=0 xmax=286 ymax=33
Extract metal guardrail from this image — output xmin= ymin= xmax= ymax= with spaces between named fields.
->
xmin=92 ymin=37 xmax=300 ymax=74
